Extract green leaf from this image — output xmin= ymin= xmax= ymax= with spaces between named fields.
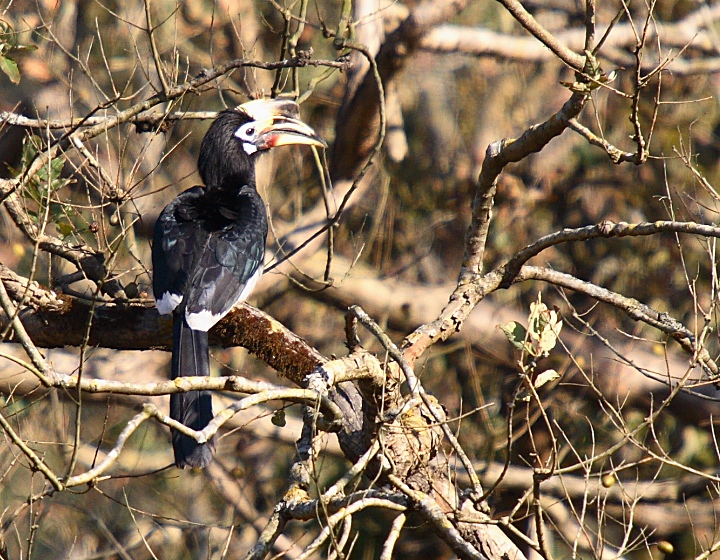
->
xmin=271 ymin=409 xmax=286 ymax=427
xmin=56 ymin=221 xmax=75 ymax=238
xmin=50 ymin=157 xmax=65 ymax=180
xmin=21 ymin=135 xmax=41 ymax=170
xmin=536 ymin=319 xmax=562 ymax=356
xmin=0 ymin=55 xmax=20 ymax=84
xmin=0 ymin=19 xmax=15 ymax=49
xmin=499 ymin=321 xmax=527 ymax=351
xmin=534 ymin=369 xmax=561 ymax=389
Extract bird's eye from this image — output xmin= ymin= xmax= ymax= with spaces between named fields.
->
xmin=235 ymin=122 xmax=260 ymax=154
xmin=235 ymin=122 xmax=257 ymax=141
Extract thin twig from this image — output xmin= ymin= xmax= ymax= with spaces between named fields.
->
xmin=0 ymin=280 xmax=56 ymax=385
xmin=495 ymin=0 xmax=585 ymax=71
xmin=387 ymin=473 xmax=490 ymax=560
xmin=64 ymin=404 xmax=157 ymax=487
xmin=379 ymin=513 xmax=406 ymax=560
xmin=0 ymin=407 xmax=64 ymax=491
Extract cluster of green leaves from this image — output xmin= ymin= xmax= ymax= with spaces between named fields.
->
xmin=0 ymin=18 xmax=35 ymax=84
xmin=501 ymin=293 xmax=564 ymax=392
xmin=14 ymin=135 xmax=80 ymax=240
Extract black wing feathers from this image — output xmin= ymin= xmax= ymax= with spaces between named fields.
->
xmin=152 ymin=186 xmax=206 ymax=313
xmin=152 ymin=185 xmax=268 ymax=326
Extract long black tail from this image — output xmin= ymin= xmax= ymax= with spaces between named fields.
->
xmin=170 ymin=315 xmax=216 ymax=468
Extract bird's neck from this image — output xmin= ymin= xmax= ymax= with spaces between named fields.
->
xmin=203 ymin=181 xmax=261 ymax=209
xmin=215 ymin=169 xmax=256 ymax=190
xmin=200 ymin=147 xmax=256 ymax=191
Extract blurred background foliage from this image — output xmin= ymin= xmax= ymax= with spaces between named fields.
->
xmin=3 ymin=0 xmax=720 ymax=558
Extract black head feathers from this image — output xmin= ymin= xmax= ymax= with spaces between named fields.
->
xmin=198 ymin=99 xmax=325 ymax=189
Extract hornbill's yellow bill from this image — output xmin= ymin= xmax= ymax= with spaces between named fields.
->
xmin=235 ymin=98 xmax=326 ymax=154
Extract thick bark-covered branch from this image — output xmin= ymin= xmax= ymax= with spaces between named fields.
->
xmin=0 ymin=264 xmax=323 ymax=386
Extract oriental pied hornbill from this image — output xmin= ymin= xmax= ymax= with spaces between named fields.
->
xmin=152 ymin=99 xmax=325 ymax=468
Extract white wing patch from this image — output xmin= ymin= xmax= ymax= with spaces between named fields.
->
xmin=185 ymin=266 xmax=264 ymax=332
xmin=156 ymin=292 xmax=182 ymax=315
xmin=238 ymin=266 xmax=263 ymax=304
xmin=185 ymin=309 xmax=220 ymax=331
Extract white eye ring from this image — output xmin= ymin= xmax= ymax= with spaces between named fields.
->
xmin=235 ymin=122 xmax=259 ymax=154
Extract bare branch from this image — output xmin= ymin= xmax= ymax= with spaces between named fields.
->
xmin=494 ymin=0 xmax=585 ymax=71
